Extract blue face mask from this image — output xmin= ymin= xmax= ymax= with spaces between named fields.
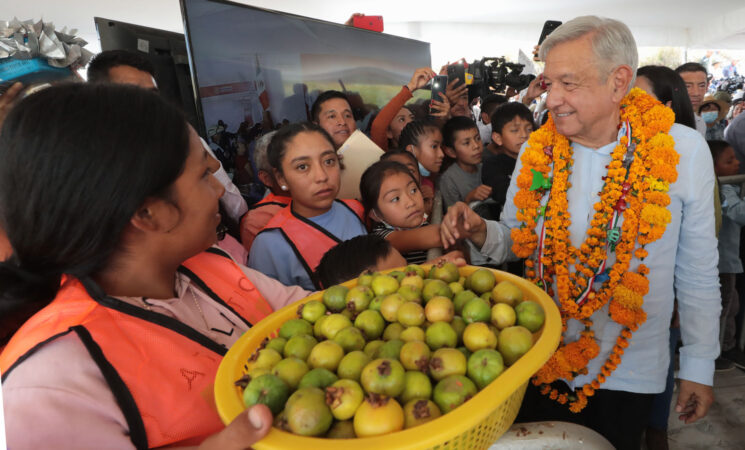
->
xmin=418 ymin=161 xmax=431 ymax=177
xmin=701 ymin=111 xmax=719 ymax=124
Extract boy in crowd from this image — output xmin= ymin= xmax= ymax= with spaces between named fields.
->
xmin=310 ymin=90 xmax=357 ymax=149
xmin=314 ymin=234 xmax=406 ymax=288
xmin=315 ymin=234 xmax=466 ymax=288
xmin=476 ymin=93 xmax=508 ymax=144
xmin=675 ymin=62 xmax=709 ymax=136
xmin=482 ymin=102 xmax=535 ymax=218
xmin=439 ymin=116 xmax=492 ymax=208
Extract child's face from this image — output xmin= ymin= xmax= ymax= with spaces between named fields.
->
xmin=276 ymin=131 xmax=341 ymax=217
xmin=388 ymin=107 xmax=415 ymax=144
xmin=375 ymin=171 xmax=425 ymax=229
xmin=410 ymin=129 xmax=444 ymax=174
xmin=715 ymin=146 xmax=740 ymax=177
xmin=447 ymin=127 xmax=483 ymax=166
xmin=493 ymin=116 xmax=533 ymax=158
xmin=385 ymin=154 xmax=421 ymax=184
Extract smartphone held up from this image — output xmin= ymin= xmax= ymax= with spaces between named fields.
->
xmin=533 ymin=20 xmax=562 ymax=61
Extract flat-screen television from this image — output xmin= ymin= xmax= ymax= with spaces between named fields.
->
xmin=94 ymin=17 xmax=200 ymax=129
xmin=180 ymin=0 xmax=431 ymax=141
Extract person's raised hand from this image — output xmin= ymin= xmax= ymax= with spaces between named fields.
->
xmin=0 ymin=82 xmax=23 ymax=129
xmin=344 ymin=13 xmax=364 ymax=26
xmin=675 ymin=379 xmax=714 ymax=425
xmin=445 ymin=79 xmax=468 ymax=105
xmin=440 ymin=202 xmax=487 ymax=249
xmin=197 ymin=404 xmax=273 ymax=450
xmin=407 ymin=67 xmax=436 ymax=93
xmin=465 ymin=185 xmax=492 ymax=203
xmin=430 ymin=92 xmax=451 ymax=119
xmin=523 ymin=74 xmax=547 ymax=106
xmin=532 ymin=44 xmax=541 ymax=62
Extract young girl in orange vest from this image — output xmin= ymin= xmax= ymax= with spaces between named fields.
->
xmin=0 ymin=84 xmax=308 ymax=449
xmin=248 ymin=123 xmax=367 ymax=290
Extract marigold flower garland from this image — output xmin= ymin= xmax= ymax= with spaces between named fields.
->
xmin=512 ymin=88 xmax=678 ymax=412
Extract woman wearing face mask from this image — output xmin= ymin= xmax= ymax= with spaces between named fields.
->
xmin=0 ymin=83 xmax=311 ymax=449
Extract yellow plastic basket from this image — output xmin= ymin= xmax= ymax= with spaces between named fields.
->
xmin=214 ymin=266 xmax=561 ymax=449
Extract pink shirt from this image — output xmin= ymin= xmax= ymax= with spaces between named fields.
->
xmin=1 ymin=259 xmax=311 ymax=449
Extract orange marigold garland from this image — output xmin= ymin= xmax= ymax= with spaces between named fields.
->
xmin=511 ymin=88 xmax=678 ymax=412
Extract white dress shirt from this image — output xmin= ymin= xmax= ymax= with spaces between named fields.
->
xmin=478 ymin=123 xmax=720 ymax=393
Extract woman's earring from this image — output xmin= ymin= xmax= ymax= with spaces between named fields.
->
xmin=281 ymin=185 xmax=288 ymax=191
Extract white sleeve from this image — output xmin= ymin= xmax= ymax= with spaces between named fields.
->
xmin=201 ymin=138 xmax=248 ymax=222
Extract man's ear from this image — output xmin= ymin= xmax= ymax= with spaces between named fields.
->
xmin=491 ymin=131 xmax=503 ymax=146
xmin=480 ymin=111 xmax=491 ymax=125
xmin=130 ymin=197 xmax=180 ymax=234
xmin=443 ymin=145 xmax=457 ymax=159
xmin=610 ymin=65 xmax=634 ymax=102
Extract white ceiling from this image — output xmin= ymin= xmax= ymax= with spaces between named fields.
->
xmin=3 ymin=0 xmax=745 ymax=63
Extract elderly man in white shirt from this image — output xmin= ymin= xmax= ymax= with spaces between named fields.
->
xmin=441 ymin=16 xmax=719 ymax=450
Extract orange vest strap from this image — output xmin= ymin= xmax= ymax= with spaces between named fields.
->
xmin=251 ymin=193 xmax=291 ymax=210
xmin=339 ymin=198 xmax=365 ymax=221
xmin=182 ymin=248 xmax=274 ymax=326
xmin=73 ymin=325 xmax=149 ymax=450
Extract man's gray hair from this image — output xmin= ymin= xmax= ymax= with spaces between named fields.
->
xmin=253 ymin=130 xmax=277 ymax=173
xmin=539 ymin=16 xmax=638 ymax=90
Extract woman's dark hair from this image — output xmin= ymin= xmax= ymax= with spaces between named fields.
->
xmin=315 ymin=234 xmax=394 ymax=288
xmin=708 ymin=139 xmax=731 ymax=162
xmin=637 ymin=65 xmax=696 ymax=129
xmin=490 ymin=102 xmax=536 ymax=135
xmin=0 ymin=83 xmax=189 ymax=334
xmin=310 ymin=90 xmax=351 ymax=122
xmin=397 ymin=120 xmax=440 ymax=152
xmin=360 ymin=161 xmax=419 ymax=216
xmin=266 ymin=121 xmax=335 ymax=173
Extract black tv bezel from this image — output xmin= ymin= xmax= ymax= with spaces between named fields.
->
xmin=93 ymin=16 xmax=201 ymax=131
xmin=178 ymin=0 xmax=431 ymax=136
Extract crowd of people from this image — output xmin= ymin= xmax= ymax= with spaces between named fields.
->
xmin=1 ymin=13 xmax=744 ymax=450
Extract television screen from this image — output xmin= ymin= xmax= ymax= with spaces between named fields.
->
xmin=94 ymin=17 xmax=200 ymax=129
xmin=180 ymin=0 xmax=431 ymax=145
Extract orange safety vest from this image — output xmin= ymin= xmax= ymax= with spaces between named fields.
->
xmin=250 ymin=193 xmax=292 ymax=210
xmin=0 ymin=248 xmax=274 ymax=449
xmin=258 ymin=199 xmax=365 ymax=287
xmin=239 ymin=193 xmax=291 ymax=235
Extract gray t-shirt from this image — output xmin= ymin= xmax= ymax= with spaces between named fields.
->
xmin=440 ymin=163 xmax=482 ymax=208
